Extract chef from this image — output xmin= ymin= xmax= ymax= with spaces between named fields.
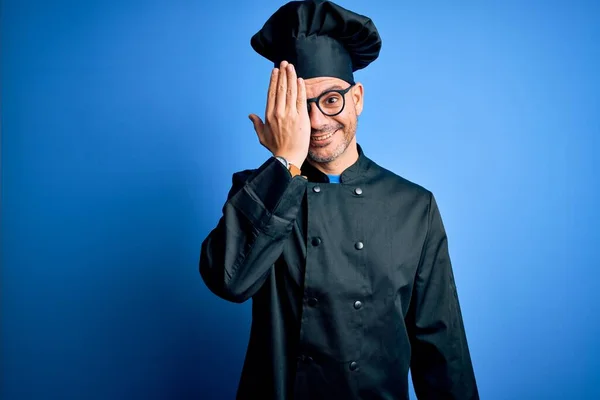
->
xmin=199 ymin=1 xmax=479 ymax=398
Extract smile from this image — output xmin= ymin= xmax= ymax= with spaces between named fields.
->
xmin=311 ymin=130 xmax=337 ymax=142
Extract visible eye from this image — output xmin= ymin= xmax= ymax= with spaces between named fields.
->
xmin=320 ymin=93 xmax=342 ymax=109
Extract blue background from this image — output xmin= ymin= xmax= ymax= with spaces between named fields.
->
xmin=2 ymin=0 xmax=599 ymax=399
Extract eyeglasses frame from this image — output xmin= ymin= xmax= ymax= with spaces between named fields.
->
xmin=306 ymin=84 xmax=356 ymax=117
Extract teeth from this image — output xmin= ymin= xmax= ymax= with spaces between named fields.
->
xmin=311 ymin=131 xmax=335 ymax=141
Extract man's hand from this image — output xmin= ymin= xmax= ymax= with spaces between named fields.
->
xmin=249 ymin=61 xmax=311 ymax=168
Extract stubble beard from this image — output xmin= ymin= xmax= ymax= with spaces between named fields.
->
xmin=308 ymin=119 xmax=357 ymax=164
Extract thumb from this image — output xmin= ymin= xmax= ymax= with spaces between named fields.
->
xmin=248 ymin=114 xmax=264 ymax=134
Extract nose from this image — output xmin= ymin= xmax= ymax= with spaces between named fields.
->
xmin=308 ymin=103 xmax=329 ymax=127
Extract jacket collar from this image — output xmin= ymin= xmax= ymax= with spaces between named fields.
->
xmin=301 ymin=143 xmax=372 ymax=184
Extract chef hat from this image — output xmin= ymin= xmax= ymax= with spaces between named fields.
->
xmin=250 ymin=0 xmax=382 ymax=84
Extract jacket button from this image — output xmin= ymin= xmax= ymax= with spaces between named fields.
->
xmin=298 ymin=354 xmax=313 ymax=363
xmin=312 ymin=237 xmax=322 ymax=246
xmin=313 ymin=185 xmax=321 ymax=193
xmin=354 ymin=187 xmax=363 ymax=195
xmin=349 ymin=361 xmax=358 ymax=371
xmin=354 ymin=300 xmax=363 ymax=310
xmin=308 ymin=297 xmax=318 ymax=307
xmin=355 ymin=241 xmax=364 ymax=250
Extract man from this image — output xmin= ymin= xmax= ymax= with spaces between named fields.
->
xmin=199 ymin=0 xmax=479 ymax=399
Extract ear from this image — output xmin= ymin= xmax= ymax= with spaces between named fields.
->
xmin=352 ymin=83 xmax=365 ymax=116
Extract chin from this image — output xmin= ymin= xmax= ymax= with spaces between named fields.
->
xmin=308 ymin=138 xmax=348 ymax=163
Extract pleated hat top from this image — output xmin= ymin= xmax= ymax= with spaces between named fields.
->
xmin=251 ymin=0 xmax=382 ymax=84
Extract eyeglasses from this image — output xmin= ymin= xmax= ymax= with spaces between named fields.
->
xmin=306 ymin=84 xmax=355 ymax=117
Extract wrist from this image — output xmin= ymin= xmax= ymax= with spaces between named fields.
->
xmin=274 ymin=153 xmax=304 ymax=168
xmin=274 ymin=155 xmax=304 ymax=178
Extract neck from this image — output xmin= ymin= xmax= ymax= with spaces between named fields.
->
xmin=307 ymin=138 xmax=359 ymax=176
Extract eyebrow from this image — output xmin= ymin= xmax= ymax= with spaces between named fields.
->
xmin=308 ymin=85 xmax=345 ymax=100
xmin=321 ymin=84 xmax=344 ymax=92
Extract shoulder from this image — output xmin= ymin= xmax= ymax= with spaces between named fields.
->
xmin=366 ymin=157 xmax=432 ymax=200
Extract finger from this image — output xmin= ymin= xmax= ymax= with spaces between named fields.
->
xmin=276 ymin=60 xmax=288 ymax=115
xmin=286 ymin=64 xmax=298 ymax=111
xmin=266 ymin=68 xmax=279 ymax=117
xmin=297 ymin=77 xmax=307 ymax=115
xmin=248 ymin=114 xmax=265 ymax=136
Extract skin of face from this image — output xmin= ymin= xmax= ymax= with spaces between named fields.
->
xmin=303 ymin=77 xmax=365 ymax=175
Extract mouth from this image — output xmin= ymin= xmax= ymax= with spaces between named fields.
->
xmin=310 ymin=129 xmax=338 ymax=144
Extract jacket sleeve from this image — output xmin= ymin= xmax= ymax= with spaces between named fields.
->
xmin=199 ymin=157 xmax=307 ymax=303
xmin=407 ymin=192 xmax=479 ymax=399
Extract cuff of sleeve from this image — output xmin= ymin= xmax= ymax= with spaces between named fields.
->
xmin=231 ymin=157 xmax=306 ymax=236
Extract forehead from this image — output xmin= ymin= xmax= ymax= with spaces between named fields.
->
xmin=304 ymin=76 xmax=350 ymax=98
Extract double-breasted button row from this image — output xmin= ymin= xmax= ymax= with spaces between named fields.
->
xmin=311 ymin=185 xmax=363 ymax=195
xmin=305 ymin=297 xmax=362 ymax=310
xmin=312 ymin=237 xmax=362 ymax=250
xmin=298 ymin=354 xmax=313 ymax=363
